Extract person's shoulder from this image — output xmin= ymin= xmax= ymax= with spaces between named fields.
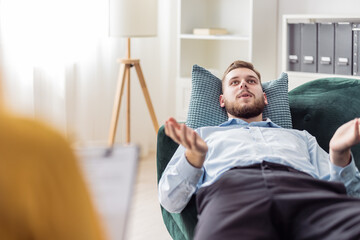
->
xmin=285 ymin=128 xmax=312 ymax=135
xmin=0 ymin=112 xmax=73 ymax=156
xmin=195 ymin=125 xmax=226 ymax=137
xmin=1 ymin=112 xmax=65 ymax=139
xmin=277 ymin=127 xmax=314 ymax=138
xmin=196 ymin=125 xmax=223 ymax=131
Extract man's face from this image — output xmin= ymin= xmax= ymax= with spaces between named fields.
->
xmin=219 ymin=67 xmax=268 ymax=119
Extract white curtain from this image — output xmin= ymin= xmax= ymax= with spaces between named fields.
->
xmin=0 ymin=0 xmax=117 ymax=141
xmin=0 ymin=0 xmax=177 ymax=154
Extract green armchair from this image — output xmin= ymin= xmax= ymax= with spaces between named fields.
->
xmin=156 ymin=77 xmax=360 ymax=240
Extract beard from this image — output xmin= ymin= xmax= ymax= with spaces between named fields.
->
xmin=224 ymin=94 xmax=266 ymax=119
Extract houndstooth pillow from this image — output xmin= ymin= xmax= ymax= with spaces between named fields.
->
xmin=186 ymin=65 xmax=292 ymax=129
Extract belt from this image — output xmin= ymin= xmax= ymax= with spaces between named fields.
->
xmin=230 ymin=160 xmax=310 ymax=176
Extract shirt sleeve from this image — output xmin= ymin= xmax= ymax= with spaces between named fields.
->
xmin=158 ymin=144 xmax=204 ymax=213
xmin=328 ymin=153 xmax=360 ymax=198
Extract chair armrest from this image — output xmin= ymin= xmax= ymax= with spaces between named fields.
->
xmin=156 ymin=125 xmax=198 ymax=240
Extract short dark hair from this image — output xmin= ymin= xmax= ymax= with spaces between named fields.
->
xmin=221 ymin=60 xmax=261 ymax=90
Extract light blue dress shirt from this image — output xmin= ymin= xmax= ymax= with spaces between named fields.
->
xmin=158 ymin=118 xmax=360 ymax=213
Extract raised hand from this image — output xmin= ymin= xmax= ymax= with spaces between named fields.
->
xmin=164 ymin=117 xmax=208 ymax=168
xmin=330 ymin=118 xmax=360 ymax=167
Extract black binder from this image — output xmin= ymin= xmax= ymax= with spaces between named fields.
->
xmin=301 ymin=23 xmax=317 ymax=73
xmin=335 ymin=22 xmax=353 ymax=75
xmin=287 ymin=23 xmax=301 ymax=71
xmin=317 ymin=23 xmax=335 ymax=74
xmin=353 ymin=23 xmax=360 ymax=76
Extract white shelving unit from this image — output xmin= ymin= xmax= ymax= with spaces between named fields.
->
xmin=176 ymin=0 xmax=278 ymax=121
xmin=282 ymin=15 xmax=360 ymax=91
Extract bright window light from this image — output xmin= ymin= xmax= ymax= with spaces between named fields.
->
xmin=1 ymin=0 xmax=108 ymax=67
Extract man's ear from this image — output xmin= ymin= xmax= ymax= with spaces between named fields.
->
xmin=219 ymin=95 xmax=225 ymax=108
xmin=263 ymin=92 xmax=268 ymax=105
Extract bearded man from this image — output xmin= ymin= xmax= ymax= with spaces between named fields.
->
xmin=158 ymin=60 xmax=360 ymax=240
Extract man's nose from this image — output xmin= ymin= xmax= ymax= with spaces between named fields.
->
xmin=239 ymin=80 xmax=248 ymax=89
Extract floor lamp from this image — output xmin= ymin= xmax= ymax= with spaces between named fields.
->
xmin=108 ymin=0 xmax=159 ymax=146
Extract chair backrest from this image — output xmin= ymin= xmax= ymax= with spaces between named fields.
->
xmin=156 ymin=77 xmax=360 ymax=240
xmin=289 ymin=78 xmax=360 ymax=166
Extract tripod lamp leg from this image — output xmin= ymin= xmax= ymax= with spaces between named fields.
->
xmin=134 ymin=62 xmax=159 ymax=132
xmin=108 ymin=63 xmax=128 ymax=146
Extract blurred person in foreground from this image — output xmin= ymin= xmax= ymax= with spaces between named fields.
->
xmin=0 ymin=70 xmax=105 ymax=239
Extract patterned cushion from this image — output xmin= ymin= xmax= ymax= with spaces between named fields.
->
xmin=186 ymin=65 xmax=293 ymax=129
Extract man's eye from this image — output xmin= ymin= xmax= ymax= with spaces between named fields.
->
xmin=248 ymin=80 xmax=256 ymax=84
xmin=231 ymin=81 xmax=239 ymax=85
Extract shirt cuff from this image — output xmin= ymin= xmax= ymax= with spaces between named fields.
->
xmin=329 ymin=152 xmax=357 ymax=183
xmin=176 ymin=154 xmax=204 ymax=185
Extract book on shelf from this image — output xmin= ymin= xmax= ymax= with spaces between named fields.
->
xmin=193 ymin=28 xmax=228 ymax=35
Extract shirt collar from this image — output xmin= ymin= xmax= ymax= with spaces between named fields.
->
xmin=219 ymin=118 xmax=281 ymax=128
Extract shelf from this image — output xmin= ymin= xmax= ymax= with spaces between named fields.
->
xmin=179 ymin=39 xmax=251 ymax=78
xmin=180 ymin=34 xmax=250 ymax=41
xmin=287 ymin=71 xmax=360 ymax=79
xmin=286 ymin=71 xmax=360 ymax=91
xmin=176 ymin=0 xmax=277 ymax=120
xmin=282 ymin=15 xmax=360 ymax=81
xmin=179 ymin=0 xmax=251 ymax=38
xmin=284 ymin=15 xmax=360 ymax=24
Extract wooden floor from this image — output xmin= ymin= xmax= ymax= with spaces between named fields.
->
xmin=125 ymin=152 xmax=172 ymax=240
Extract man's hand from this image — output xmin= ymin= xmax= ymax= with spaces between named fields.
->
xmin=330 ymin=118 xmax=360 ymax=167
xmin=164 ymin=117 xmax=208 ymax=168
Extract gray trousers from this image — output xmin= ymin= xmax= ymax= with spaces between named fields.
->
xmin=195 ymin=161 xmax=360 ymax=240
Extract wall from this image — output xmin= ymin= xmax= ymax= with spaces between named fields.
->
xmin=277 ymin=0 xmax=360 ymax=74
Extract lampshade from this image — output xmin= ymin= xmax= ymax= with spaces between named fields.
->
xmin=109 ymin=0 xmax=158 ymax=38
